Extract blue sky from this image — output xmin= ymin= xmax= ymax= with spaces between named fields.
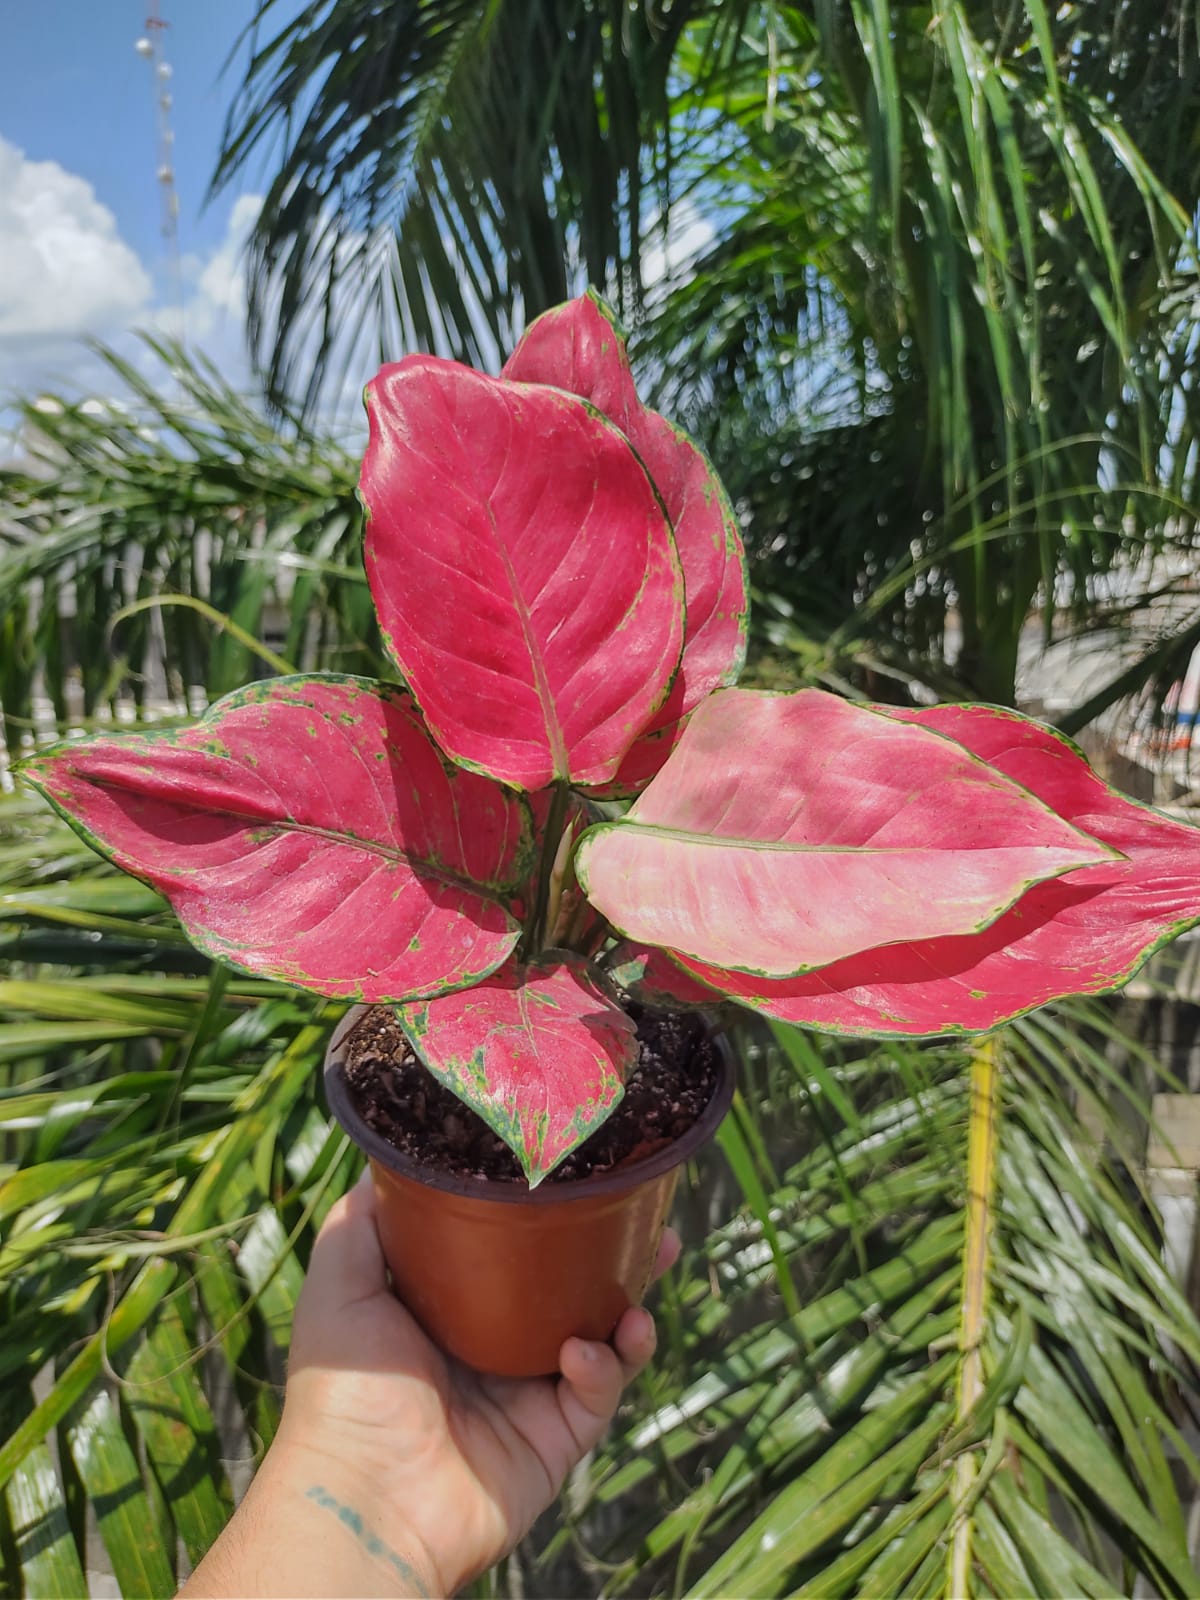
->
xmin=0 ymin=0 xmax=306 ymax=404
xmin=0 ymin=2 xmax=714 ymax=421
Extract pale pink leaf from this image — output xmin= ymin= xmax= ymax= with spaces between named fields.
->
xmin=575 ymin=688 xmax=1117 ymax=977
xmin=674 ymin=704 xmax=1200 ymax=1034
xmin=361 ymin=355 xmax=684 ymax=790
xmin=397 ymin=956 xmax=637 ymax=1184
xmin=21 ymin=676 xmax=531 ymax=1002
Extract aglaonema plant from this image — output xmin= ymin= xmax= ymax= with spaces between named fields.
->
xmin=21 ymin=294 xmax=1200 ymax=1183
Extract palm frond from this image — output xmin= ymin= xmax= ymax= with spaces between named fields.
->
xmin=541 ymin=1004 xmax=1200 ymax=1597
xmin=0 ymin=786 xmax=354 ymax=1595
xmin=649 ymin=2 xmax=1200 ymax=707
xmin=0 ymin=339 xmax=367 ymax=762
xmin=215 ymin=0 xmax=1200 ymax=701
xmin=213 ymin=0 xmax=744 ymax=411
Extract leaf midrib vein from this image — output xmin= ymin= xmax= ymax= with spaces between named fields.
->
xmin=487 ymin=445 xmax=574 ymax=779
xmin=90 ymin=777 xmax=505 ymax=898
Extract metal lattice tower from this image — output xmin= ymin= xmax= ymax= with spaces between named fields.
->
xmin=135 ymin=3 xmax=183 ymax=335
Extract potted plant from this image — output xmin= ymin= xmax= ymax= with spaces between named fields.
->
xmin=22 ymin=293 xmax=1200 ymax=1376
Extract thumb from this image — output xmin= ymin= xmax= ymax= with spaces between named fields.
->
xmin=302 ymin=1170 xmax=388 ymax=1309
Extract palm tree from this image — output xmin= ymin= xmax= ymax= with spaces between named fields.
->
xmin=569 ymin=1014 xmax=1200 ymax=1596
xmin=0 ymin=340 xmax=366 ymax=765
xmin=2 ymin=792 xmax=1197 ymax=1595
xmin=3 ymin=5 xmax=1200 ymax=1596
xmin=213 ymin=0 xmax=717 ymax=407
xmin=217 ymin=0 xmax=1200 ymax=709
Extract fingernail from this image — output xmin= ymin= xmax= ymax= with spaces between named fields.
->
xmin=576 ymin=1339 xmax=599 ymax=1362
xmin=628 ymin=1308 xmax=653 ymax=1342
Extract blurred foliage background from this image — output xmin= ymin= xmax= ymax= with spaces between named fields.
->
xmin=4 ymin=2 xmax=1200 ymax=1594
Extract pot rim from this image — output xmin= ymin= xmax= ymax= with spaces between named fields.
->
xmin=323 ymin=1002 xmax=736 ymax=1206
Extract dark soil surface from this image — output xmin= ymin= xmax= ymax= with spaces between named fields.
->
xmin=340 ymin=1005 xmax=721 ymax=1184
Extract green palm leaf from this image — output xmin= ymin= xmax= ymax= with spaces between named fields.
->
xmin=0 ymin=340 xmax=364 ymax=758
xmin=0 ymin=789 xmax=352 ymax=1590
xmin=552 ymin=1009 xmax=1200 ymax=1598
xmin=214 ymin=0 xmax=737 ymax=411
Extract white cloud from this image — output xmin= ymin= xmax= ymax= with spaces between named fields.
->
xmin=0 ymin=167 xmax=365 ymax=444
xmin=0 ymin=137 xmax=152 ymax=360
xmin=136 ymin=193 xmax=261 ymax=399
xmin=0 ymin=143 xmax=264 ymax=413
xmin=168 ymin=193 xmax=261 ymax=347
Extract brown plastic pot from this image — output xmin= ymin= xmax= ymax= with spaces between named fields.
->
xmin=323 ymin=1005 xmax=735 ymax=1378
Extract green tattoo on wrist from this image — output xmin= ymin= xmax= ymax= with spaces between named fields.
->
xmin=305 ymin=1484 xmax=431 ymax=1596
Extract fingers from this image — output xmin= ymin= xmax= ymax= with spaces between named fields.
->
xmin=651 ymin=1225 xmax=682 ymax=1283
xmin=554 ymin=1224 xmax=677 ymax=1441
xmin=556 ymin=1335 xmax=632 ymax=1451
xmin=612 ymin=1303 xmax=658 ymax=1377
xmin=554 ymin=1298 xmax=659 ymax=1454
xmin=302 ymin=1169 xmax=388 ymax=1309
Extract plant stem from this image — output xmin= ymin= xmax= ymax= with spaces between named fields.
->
xmin=948 ymin=1033 xmax=1001 ymax=1600
xmin=545 ymin=815 xmax=580 ymax=947
xmin=525 ymin=782 xmax=570 ymax=959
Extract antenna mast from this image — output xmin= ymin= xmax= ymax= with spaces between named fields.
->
xmin=135 ymin=3 xmax=183 ymax=336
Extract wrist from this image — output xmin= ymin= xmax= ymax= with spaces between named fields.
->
xmin=257 ymin=1430 xmax=449 ymax=1597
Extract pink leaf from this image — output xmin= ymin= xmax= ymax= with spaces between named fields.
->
xmin=397 ymin=957 xmax=637 ymax=1184
xmin=503 ymin=291 xmax=636 ymax=427
xmin=21 ymin=676 xmax=531 ymax=1002
xmin=674 ymin=704 xmax=1200 ymax=1035
xmin=575 ymin=689 xmax=1116 ymax=977
xmin=504 ymin=293 xmax=748 ymax=790
xmin=361 ymin=354 xmax=685 ymax=790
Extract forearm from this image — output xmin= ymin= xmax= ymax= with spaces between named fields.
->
xmin=180 ymin=1436 xmax=444 ymax=1599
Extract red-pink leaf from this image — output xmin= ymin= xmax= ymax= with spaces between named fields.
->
xmin=674 ymin=704 xmax=1200 ymax=1035
xmin=504 ymin=293 xmax=748 ymax=790
xmin=397 ymin=957 xmax=637 ymax=1184
xmin=361 ymin=354 xmax=684 ymax=790
xmin=21 ymin=676 xmax=531 ymax=1002
xmin=503 ymin=291 xmax=636 ymax=427
xmin=575 ymin=688 xmax=1116 ymax=977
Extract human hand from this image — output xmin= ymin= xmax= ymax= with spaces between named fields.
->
xmin=184 ymin=1173 xmax=679 ymax=1598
